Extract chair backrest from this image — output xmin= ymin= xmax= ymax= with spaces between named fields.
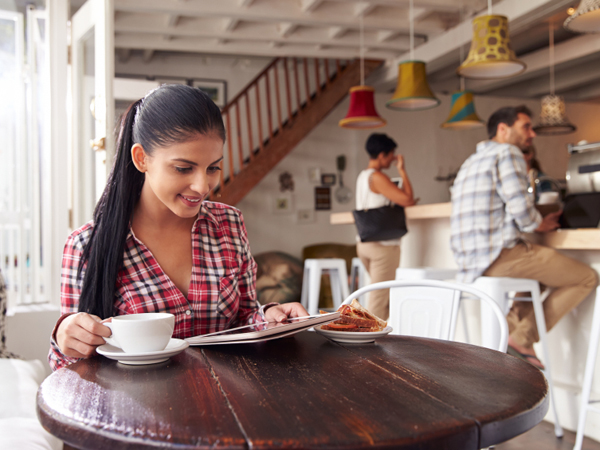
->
xmin=342 ymin=279 xmax=508 ymax=352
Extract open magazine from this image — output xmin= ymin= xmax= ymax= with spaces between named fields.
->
xmin=185 ymin=312 xmax=340 ymax=346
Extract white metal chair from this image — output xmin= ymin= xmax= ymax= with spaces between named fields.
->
xmin=349 ymin=257 xmax=370 ymax=303
xmin=342 ymin=279 xmax=508 ymax=353
xmin=574 ymin=287 xmax=600 ymax=450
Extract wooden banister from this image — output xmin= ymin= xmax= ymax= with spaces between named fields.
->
xmin=212 ymin=57 xmax=384 ymax=205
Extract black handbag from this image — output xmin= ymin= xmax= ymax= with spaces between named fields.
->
xmin=352 ymin=204 xmax=408 ymax=242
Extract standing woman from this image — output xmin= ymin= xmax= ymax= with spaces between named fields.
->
xmin=49 ymin=85 xmax=307 ymax=371
xmin=355 ymin=133 xmax=417 ymax=320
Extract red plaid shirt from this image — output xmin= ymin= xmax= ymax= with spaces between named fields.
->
xmin=49 ymin=202 xmax=261 ymax=371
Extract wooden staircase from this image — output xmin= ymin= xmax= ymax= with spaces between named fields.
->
xmin=210 ymin=57 xmax=384 ymax=206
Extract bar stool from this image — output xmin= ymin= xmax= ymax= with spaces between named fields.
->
xmin=574 ymin=287 xmax=600 ymax=450
xmin=300 ymin=258 xmax=350 ymax=315
xmin=350 ymin=257 xmax=370 ymax=303
xmin=473 ymin=276 xmax=563 ymax=438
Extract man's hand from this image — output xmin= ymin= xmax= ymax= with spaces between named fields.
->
xmin=535 ymin=210 xmax=562 ymax=233
xmin=56 ymin=312 xmax=112 ymax=359
xmin=264 ymin=302 xmax=309 ymax=323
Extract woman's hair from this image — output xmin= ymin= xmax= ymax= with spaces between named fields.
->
xmin=365 ymin=133 xmax=397 ymax=159
xmin=523 ymin=145 xmax=542 ymax=172
xmin=78 ymin=84 xmax=225 ymax=318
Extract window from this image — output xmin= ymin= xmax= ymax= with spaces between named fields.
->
xmin=0 ymin=5 xmax=50 ymax=308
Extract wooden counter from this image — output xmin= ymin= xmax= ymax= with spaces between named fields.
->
xmin=331 ymin=202 xmax=600 ymax=250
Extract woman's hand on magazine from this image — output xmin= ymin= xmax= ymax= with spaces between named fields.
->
xmin=264 ymin=302 xmax=309 ymax=323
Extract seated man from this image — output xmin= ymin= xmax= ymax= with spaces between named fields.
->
xmin=450 ymin=105 xmax=598 ymax=369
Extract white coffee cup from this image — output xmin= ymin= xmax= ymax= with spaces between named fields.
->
xmin=103 ymin=313 xmax=175 ymax=353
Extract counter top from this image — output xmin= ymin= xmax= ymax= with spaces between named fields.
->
xmin=330 ymin=202 xmax=452 ymax=224
xmin=331 ymin=202 xmax=600 ymax=250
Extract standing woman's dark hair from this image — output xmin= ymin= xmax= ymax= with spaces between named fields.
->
xmin=78 ymin=84 xmax=226 ymax=318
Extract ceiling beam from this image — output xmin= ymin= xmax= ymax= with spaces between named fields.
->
xmin=115 ymin=34 xmax=394 ymax=59
xmin=370 ymin=0 xmax=578 ymax=87
xmin=114 ymin=21 xmax=418 ymax=54
xmin=114 ymin=0 xmax=443 ymax=36
xmin=469 ymin=33 xmax=600 ymax=94
xmin=301 ymin=0 xmax=324 ymax=13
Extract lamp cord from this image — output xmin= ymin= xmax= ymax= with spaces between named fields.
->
xmin=549 ymin=21 xmax=555 ymax=96
xmin=360 ymin=14 xmax=364 ymax=86
xmin=488 ymin=0 xmax=492 ymax=15
xmin=459 ymin=0 xmax=465 ymax=91
xmin=409 ymin=0 xmax=414 ymax=61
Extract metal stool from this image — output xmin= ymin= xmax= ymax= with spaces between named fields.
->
xmin=350 ymin=257 xmax=370 ymax=303
xmin=574 ymin=287 xmax=600 ymax=450
xmin=473 ymin=276 xmax=563 ymax=438
xmin=300 ymin=258 xmax=350 ymax=315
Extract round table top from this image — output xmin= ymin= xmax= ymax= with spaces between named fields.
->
xmin=38 ymin=332 xmax=548 ymax=450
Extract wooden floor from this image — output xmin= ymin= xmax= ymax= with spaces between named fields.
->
xmin=496 ymin=421 xmax=599 ymax=450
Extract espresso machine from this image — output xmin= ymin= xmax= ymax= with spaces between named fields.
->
xmin=560 ymin=141 xmax=600 ymax=228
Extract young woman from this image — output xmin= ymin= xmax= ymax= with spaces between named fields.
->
xmin=355 ymin=133 xmax=417 ymax=320
xmin=49 ymin=85 xmax=307 ymax=371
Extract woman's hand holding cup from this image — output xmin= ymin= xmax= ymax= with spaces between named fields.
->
xmin=56 ymin=313 xmax=112 ymax=359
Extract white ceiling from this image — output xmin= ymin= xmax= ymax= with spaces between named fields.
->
xmin=100 ymin=0 xmax=600 ymax=102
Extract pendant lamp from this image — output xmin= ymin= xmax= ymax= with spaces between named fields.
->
xmin=564 ymin=0 xmax=600 ymax=33
xmin=339 ymin=86 xmax=386 ymax=128
xmin=339 ymin=15 xmax=386 ymax=129
xmin=441 ymin=91 xmax=485 ymax=129
xmin=386 ymin=0 xmax=439 ymax=111
xmin=457 ymin=0 xmax=525 ymax=79
xmin=533 ymin=24 xmax=576 ymax=135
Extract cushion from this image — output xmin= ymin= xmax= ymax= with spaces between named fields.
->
xmin=0 ymin=418 xmax=62 ymax=450
xmin=0 ymin=359 xmax=62 ymax=450
xmin=0 ymin=270 xmax=19 ymax=359
xmin=255 ymin=252 xmax=303 ymax=305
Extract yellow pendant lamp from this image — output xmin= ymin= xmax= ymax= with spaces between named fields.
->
xmin=564 ymin=0 xmax=600 ymax=33
xmin=441 ymin=91 xmax=485 ymax=129
xmin=387 ymin=61 xmax=440 ymax=110
xmin=386 ymin=0 xmax=439 ymax=111
xmin=339 ymin=15 xmax=386 ymax=129
xmin=457 ymin=12 xmax=526 ymax=79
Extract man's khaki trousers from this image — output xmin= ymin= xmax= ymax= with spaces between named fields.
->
xmin=483 ymin=242 xmax=598 ymax=348
xmin=356 ymin=242 xmax=400 ymax=321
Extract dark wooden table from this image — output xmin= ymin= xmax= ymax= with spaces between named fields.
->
xmin=37 ymin=332 xmax=548 ymax=450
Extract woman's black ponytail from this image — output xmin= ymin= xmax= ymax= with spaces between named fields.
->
xmin=77 ymin=85 xmax=225 ymax=318
xmin=78 ymin=99 xmax=145 ymax=318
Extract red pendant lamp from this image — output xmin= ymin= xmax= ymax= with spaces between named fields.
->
xmin=339 ymin=15 xmax=386 ymax=129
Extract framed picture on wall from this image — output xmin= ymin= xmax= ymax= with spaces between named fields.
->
xmin=191 ymin=79 xmax=228 ymax=107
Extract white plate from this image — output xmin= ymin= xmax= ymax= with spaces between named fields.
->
xmin=314 ymin=325 xmax=393 ymax=344
xmin=96 ymin=338 xmax=189 ymax=365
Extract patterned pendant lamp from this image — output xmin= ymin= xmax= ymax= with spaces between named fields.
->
xmin=564 ymin=0 xmax=600 ymax=33
xmin=339 ymin=15 xmax=386 ymax=129
xmin=386 ymin=0 xmax=439 ymax=111
xmin=441 ymin=91 xmax=485 ymax=129
xmin=441 ymin=31 xmax=484 ymax=130
xmin=533 ymin=24 xmax=576 ymax=135
xmin=457 ymin=0 xmax=525 ymax=79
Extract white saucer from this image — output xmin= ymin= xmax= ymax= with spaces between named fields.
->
xmin=96 ymin=338 xmax=189 ymax=365
xmin=314 ymin=325 xmax=393 ymax=344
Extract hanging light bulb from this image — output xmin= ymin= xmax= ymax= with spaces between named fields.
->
xmin=564 ymin=0 xmax=600 ymax=33
xmin=386 ymin=0 xmax=439 ymax=111
xmin=339 ymin=15 xmax=386 ymax=129
xmin=457 ymin=0 xmax=525 ymax=79
xmin=533 ymin=23 xmax=576 ymax=135
xmin=441 ymin=91 xmax=485 ymax=129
